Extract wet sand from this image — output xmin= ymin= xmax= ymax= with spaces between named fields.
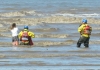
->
xmin=0 ymin=21 xmax=100 ymax=69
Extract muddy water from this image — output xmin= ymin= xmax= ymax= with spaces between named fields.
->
xmin=0 ymin=23 xmax=100 ymax=70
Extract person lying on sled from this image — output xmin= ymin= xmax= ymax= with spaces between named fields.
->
xmin=19 ymin=25 xmax=35 ymax=45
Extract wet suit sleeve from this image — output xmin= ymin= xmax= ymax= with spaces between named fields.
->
xmin=78 ymin=25 xmax=83 ymax=33
xmin=28 ymin=31 xmax=35 ymax=38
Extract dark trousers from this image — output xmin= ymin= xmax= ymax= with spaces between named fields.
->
xmin=77 ymin=36 xmax=90 ymax=48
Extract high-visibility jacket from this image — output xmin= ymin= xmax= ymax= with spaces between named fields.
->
xmin=19 ymin=29 xmax=35 ymax=45
xmin=78 ymin=24 xmax=92 ymax=37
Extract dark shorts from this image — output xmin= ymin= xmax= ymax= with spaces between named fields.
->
xmin=12 ymin=36 xmax=19 ymax=42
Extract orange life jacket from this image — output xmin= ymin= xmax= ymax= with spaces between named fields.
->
xmin=21 ymin=31 xmax=29 ymax=43
xmin=20 ymin=30 xmax=34 ymax=45
xmin=83 ymin=25 xmax=91 ymax=35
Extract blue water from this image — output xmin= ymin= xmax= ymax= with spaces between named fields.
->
xmin=0 ymin=1 xmax=100 ymax=69
xmin=0 ymin=0 xmax=99 ymax=12
xmin=0 ymin=0 xmax=100 ymax=18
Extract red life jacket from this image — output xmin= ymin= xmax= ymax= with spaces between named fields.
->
xmin=83 ymin=25 xmax=91 ymax=35
xmin=21 ymin=31 xmax=29 ymax=43
xmin=20 ymin=30 xmax=33 ymax=45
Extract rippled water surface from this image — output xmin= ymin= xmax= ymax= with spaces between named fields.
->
xmin=0 ymin=23 xmax=100 ymax=70
xmin=0 ymin=0 xmax=100 ymax=69
xmin=0 ymin=0 xmax=100 ymax=18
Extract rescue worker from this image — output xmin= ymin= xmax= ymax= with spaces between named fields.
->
xmin=77 ymin=19 xmax=92 ymax=48
xmin=19 ymin=26 xmax=35 ymax=45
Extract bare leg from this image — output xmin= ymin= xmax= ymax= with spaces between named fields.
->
xmin=15 ymin=41 xmax=19 ymax=46
xmin=12 ymin=42 xmax=16 ymax=46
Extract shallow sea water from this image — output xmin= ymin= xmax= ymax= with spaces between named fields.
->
xmin=0 ymin=0 xmax=100 ymax=69
xmin=0 ymin=23 xmax=100 ymax=70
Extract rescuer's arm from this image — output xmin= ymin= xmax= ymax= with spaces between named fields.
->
xmin=28 ymin=31 xmax=35 ymax=38
xmin=78 ymin=25 xmax=83 ymax=34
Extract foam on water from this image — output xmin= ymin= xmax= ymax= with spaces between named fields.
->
xmin=0 ymin=11 xmax=100 ymax=69
xmin=0 ymin=0 xmax=100 ymax=18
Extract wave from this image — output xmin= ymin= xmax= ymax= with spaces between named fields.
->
xmin=36 ymin=34 xmax=69 ymax=38
xmin=0 ymin=16 xmax=100 ymax=25
xmin=52 ymin=13 xmax=100 ymax=18
xmin=28 ymin=13 xmax=100 ymax=18
xmin=0 ymin=10 xmax=100 ymax=18
xmin=0 ymin=10 xmax=36 ymax=17
xmin=0 ymin=10 xmax=100 ymax=24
